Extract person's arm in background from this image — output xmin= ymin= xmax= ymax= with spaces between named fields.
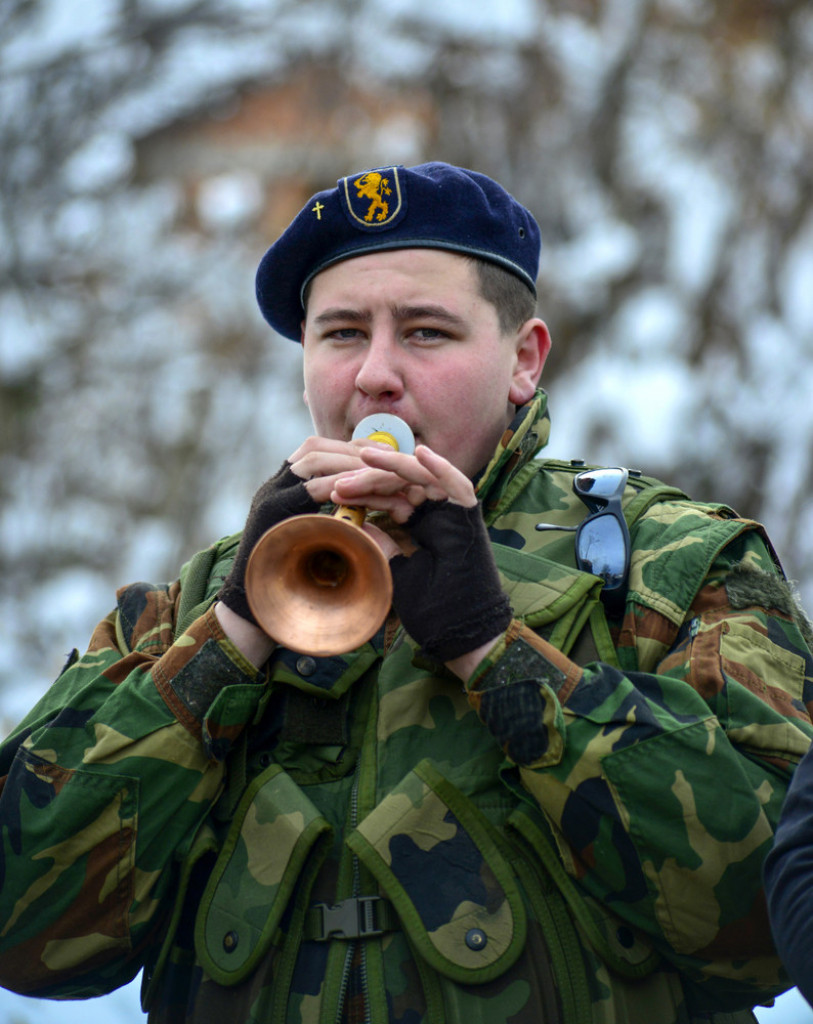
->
xmin=764 ymin=742 xmax=813 ymax=1007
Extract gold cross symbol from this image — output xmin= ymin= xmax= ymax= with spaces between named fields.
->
xmin=312 ymin=201 xmax=325 ymax=220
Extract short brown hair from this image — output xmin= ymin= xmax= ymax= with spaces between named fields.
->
xmin=468 ymin=257 xmax=537 ymax=334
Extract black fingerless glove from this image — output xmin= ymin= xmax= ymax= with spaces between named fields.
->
xmin=217 ymin=462 xmax=319 ymax=625
xmin=389 ymin=500 xmax=512 ymax=662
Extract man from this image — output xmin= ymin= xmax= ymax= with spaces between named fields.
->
xmin=1 ymin=162 xmax=812 ymax=1024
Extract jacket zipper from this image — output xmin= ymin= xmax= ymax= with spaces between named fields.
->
xmin=334 ymin=760 xmax=370 ymax=1024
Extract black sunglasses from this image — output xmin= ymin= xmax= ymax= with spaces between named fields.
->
xmin=535 ymin=467 xmax=631 ymax=590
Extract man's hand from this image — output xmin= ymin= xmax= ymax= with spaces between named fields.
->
xmin=330 ymin=442 xmax=477 ymax=523
xmin=216 ymin=460 xmax=320 ymax=627
xmin=217 ymin=436 xmax=383 ymax=628
xmin=332 ymin=445 xmax=512 ymax=673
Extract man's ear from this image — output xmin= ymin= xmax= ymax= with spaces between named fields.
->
xmin=508 ymin=319 xmax=551 ymax=406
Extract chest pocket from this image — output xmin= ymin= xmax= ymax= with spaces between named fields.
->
xmin=492 ymin=543 xmax=617 ymax=666
xmin=347 ymin=759 xmax=526 ymax=985
xmin=195 ymin=764 xmax=332 ymax=985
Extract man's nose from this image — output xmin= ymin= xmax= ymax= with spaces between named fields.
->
xmin=354 ymin=337 xmax=404 ymax=399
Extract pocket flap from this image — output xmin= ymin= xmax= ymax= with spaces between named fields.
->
xmin=347 ymin=760 xmax=526 ymax=984
xmin=195 ymin=764 xmax=332 ymax=985
xmin=493 ymin=543 xmax=603 ymax=655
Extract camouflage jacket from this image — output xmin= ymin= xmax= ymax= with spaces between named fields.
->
xmin=2 ymin=391 xmax=812 ymax=1024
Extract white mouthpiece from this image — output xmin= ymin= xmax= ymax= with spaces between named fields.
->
xmin=352 ymin=413 xmax=415 ymax=454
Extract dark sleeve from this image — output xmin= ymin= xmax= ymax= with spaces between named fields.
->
xmin=764 ymin=743 xmax=813 ymax=1007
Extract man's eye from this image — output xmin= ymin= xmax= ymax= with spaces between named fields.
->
xmin=329 ymin=328 xmax=361 ymax=341
xmin=411 ymin=327 xmax=447 ymax=342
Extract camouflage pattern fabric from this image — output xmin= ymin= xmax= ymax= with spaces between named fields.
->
xmin=1 ymin=389 xmax=811 ymax=1024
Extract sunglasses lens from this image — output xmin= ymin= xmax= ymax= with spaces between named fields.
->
xmin=576 ymin=513 xmax=628 ymax=589
xmin=575 ymin=468 xmax=627 ymax=500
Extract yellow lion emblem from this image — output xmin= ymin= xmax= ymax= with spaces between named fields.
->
xmin=353 ymin=172 xmax=392 ymax=223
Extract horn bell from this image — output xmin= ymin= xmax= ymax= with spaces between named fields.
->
xmin=245 ymin=513 xmax=392 ymax=657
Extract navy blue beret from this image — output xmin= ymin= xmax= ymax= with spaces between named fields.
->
xmin=255 ymin=161 xmax=541 ymax=341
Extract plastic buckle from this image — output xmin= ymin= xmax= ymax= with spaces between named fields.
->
xmin=311 ymin=895 xmax=384 ymax=941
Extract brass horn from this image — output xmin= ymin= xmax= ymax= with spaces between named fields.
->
xmin=244 ymin=413 xmax=415 ymax=656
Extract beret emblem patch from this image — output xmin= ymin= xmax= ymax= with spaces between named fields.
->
xmin=342 ymin=167 xmax=404 ymax=229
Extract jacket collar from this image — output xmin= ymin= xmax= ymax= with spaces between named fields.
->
xmin=474 ymin=389 xmax=550 ymax=512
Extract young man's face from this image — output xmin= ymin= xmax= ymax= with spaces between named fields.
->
xmin=301 ymin=249 xmax=550 ymax=479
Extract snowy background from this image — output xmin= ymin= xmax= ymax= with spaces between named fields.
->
xmin=1 ymin=0 xmax=812 ymax=1019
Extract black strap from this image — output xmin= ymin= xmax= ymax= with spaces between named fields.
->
xmin=303 ymin=896 xmax=398 ymax=941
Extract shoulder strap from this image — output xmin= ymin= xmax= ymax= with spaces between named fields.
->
xmin=621 ymin=471 xmax=689 ymax=527
xmin=536 ymin=459 xmax=689 ymax=527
